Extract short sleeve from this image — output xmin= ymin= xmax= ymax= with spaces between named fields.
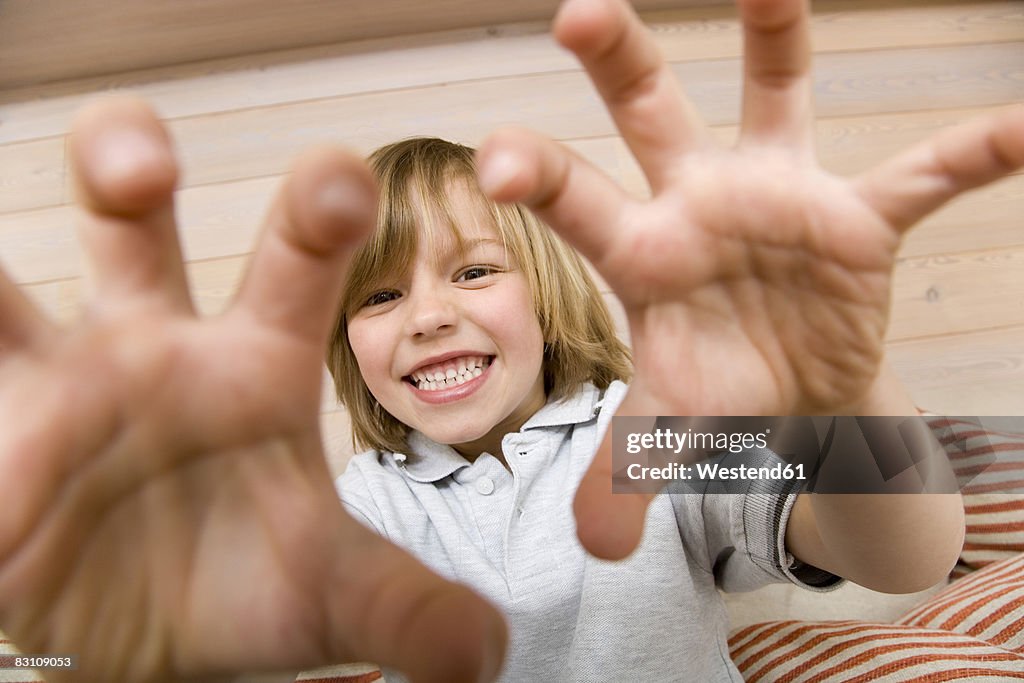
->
xmin=674 ymin=447 xmax=844 ymax=593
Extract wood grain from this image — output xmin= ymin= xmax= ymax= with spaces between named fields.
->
xmin=1 ymin=43 xmax=1021 ymax=215
xmin=6 ymin=111 xmax=1024 ymax=284
xmin=888 ymin=324 xmax=1024 ymax=415
xmin=3 ymin=0 xmax=1020 ymax=143
xmin=0 ymin=0 xmax=723 ymax=90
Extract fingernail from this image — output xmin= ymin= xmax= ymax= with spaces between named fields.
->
xmin=477 ymin=150 xmax=522 ymax=197
xmin=317 ymin=173 xmax=376 ymax=226
xmin=93 ymin=128 xmax=171 ymax=185
xmin=80 ymin=125 xmax=177 ymax=212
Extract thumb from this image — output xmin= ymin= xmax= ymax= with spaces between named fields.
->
xmin=573 ymin=389 xmax=657 ymax=560
xmin=476 ymin=127 xmax=628 ymax=271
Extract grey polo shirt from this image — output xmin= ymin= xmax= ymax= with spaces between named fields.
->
xmin=337 ymin=381 xmax=839 ymax=682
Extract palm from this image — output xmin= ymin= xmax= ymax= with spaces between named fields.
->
xmin=475 ymin=0 xmax=1024 ymax=559
xmin=0 ymin=315 xmax=331 ymax=675
xmin=0 ymin=100 xmax=505 ymax=683
xmin=612 ymin=155 xmax=897 ymax=415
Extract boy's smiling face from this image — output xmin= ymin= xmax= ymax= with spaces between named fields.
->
xmin=346 ymin=183 xmax=546 ymax=460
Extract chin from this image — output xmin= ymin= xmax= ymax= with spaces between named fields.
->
xmin=423 ymin=424 xmax=492 ymax=448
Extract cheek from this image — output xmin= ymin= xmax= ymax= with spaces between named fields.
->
xmin=505 ymin=317 xmax=544 ymax=357
xmin=346 ymin=321 xmax=392 ymax=389
xmin=481 ymin=293 xmax=544 ymax=366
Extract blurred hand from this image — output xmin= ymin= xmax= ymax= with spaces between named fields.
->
xmin=0 ymin=98 xmax=505 ymax=683
xmin=476 ymin=0 xmax=1024 ymax=559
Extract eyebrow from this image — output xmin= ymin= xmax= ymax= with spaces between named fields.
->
xmin=439 ymin=236 xmax=504 ymax=257
xmin=429 ymin=236 xmax=507 ymax=270
xmin=460 ymin=237 xmax=502 ymax=248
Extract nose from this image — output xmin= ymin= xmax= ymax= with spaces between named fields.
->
xmin=403 ymin=282 xmax=458 ymax=338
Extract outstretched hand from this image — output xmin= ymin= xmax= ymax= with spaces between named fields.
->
xmin=0 ymin=99 xmax=505 ymax=682
xmin=476 ymin=0 xmax=1024 ymax=559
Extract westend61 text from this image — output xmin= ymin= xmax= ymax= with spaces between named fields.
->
xmin=626 ymin=461 xmax=807 ymax=482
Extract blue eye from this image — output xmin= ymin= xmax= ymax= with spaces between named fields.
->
xmin=365 ymin=290 xmax=400 ymax=307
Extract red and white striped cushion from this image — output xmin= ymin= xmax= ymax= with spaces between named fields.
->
xmin=729 ymin=620 xmax=1024 ymax=682
xmin=0 ymin=638 xmax=381 ymax=683
xmin=730 ymin=554 xmax=1024 ymax=681
xmin=0 ymin=639 xmax=42 ymax=683
xmin=958 ymin=494 xmax=1024 ymax=577
xmin=927 ymin=417 xmax=1024 ymax=577
xmin=898 ymin=554 xmax=1024 ymax=654
xmin=931 ymin=418 xmax=1024 ymax=497
xmin=294 ymin=663 xmax=382 ymax=682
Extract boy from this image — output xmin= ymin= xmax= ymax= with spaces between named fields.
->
xmin=0 ymin=0 xmax=1020 ymax=680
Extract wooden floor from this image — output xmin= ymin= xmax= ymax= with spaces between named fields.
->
xmin=0 ymin=0 xmax=1022 ymax=473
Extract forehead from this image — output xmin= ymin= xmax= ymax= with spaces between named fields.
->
xmin=413 ymin=180 xmax=503 ymax=257
xmin=342 ymin=170 xmax=523 ymax=316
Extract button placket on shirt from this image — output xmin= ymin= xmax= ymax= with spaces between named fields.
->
xmin=502 ymin=435 xmax=522 ymax=518
xmin=475 ymin=476 xmax=495 ymax=495
xmin=504 ymin=432 xmax=546 ymax=525
xmin=458 ymin=454 xmax=515 ymax=580
xmin=505 ymin=426 xmax=584 ymax=612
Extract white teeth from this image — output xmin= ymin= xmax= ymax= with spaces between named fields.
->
xmin=411 ymin=355 xmax=491 ymax=391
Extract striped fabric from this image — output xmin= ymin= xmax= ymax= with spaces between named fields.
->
xmin=729 ymin=619 xmax=1024 ymax=682
xmin=0 ymin=638 xmax=41 ymax=683
xmin=959 ymin=494 xmax=1024 ymax=577
xmin=948 ymin=418 xmax=1024 ymax=578
xmin=729 ymin=544 xmax=1024 ymax=680
xmin=294 ymin=663 xmax=383 ymax=682
xmin=898 ymin=554 xmax=1024 ymax=654
xmin=928 ymin=418 xmax=1024 ymax=496
xmin=726 ymin=420 xmax=1024 ymax=681
xmin=928 ymin=417 xmax=1024 ymax=577
xmin=0 ymin=638 xmax=380 ymax=683
xmin=0 ymin=641 xmax=39 ymax=683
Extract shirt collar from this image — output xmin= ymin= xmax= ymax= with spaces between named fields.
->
xmin=393 ymin=382 xmax=605 ymax=483
xmin=521 ymin=381 xmax=602 ymax=430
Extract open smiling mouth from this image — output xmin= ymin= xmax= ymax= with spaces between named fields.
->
xmin=404 ymin=355 xmax=494 ymax=392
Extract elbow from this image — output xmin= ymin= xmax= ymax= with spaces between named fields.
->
xmin=874 ymin=556 xmax=959 ymax=595
xmin=913 ymin=498 xmax=966 ymax=592
xmin=860 ymin=500 xmax=966 ymax=594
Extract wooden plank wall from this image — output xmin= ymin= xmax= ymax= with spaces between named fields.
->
xmin=0 ymin=0 xmax=728 ymax=89
xmin=0 ymin=0 xmax=1022 ymax=473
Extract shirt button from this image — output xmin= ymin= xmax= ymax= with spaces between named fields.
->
xmin=476 ymin=477 xmax=495 ymax=495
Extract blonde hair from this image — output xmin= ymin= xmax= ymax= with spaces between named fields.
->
xmin=327 ymin=137 xmax=631 ymax=453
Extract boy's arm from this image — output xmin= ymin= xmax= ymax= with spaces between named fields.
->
xmin=0 ymin=98 xmax=505 ymax=683
xmin=477 ymin=0 xmax=1022 ymax=563
xmin=785 ymin=364 xmax=965 ymax=593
